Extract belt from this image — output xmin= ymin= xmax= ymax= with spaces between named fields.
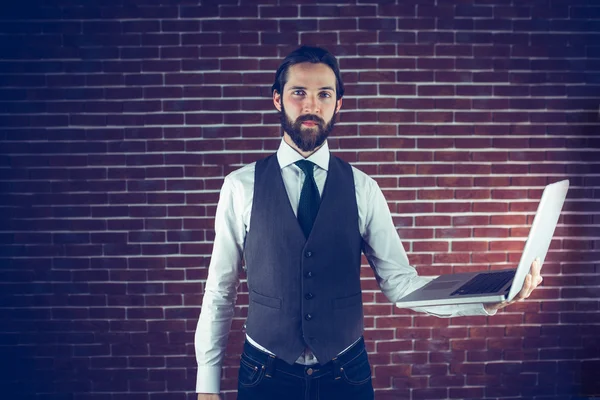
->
xmin=242 ymin=337 xmax=366 ymax=380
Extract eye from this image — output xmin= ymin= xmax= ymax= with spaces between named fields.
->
xmin=319 ymin=92 xmax=332 ymax=98
xmin=292 ymin=90 xmax=305 ymax=96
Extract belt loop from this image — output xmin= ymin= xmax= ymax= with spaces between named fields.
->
xmin=332 ymin=356 xmax=341 ymax=380
xmin=265 ymin=354 xmax=276 ymax=378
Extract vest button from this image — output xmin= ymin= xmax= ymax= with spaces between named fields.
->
xmin=305 ymin=292 xmax=314 ymax=300
xmin=304 ymin=271 xmax=313 ymax=278
xmin=305 ymin=251 xmax=312 ymax=258
xmin=305 ymin=313 xmax=312 ymax=321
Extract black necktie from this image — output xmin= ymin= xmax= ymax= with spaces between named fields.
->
xmin=295 ymin=160 xmax=320 ymax=239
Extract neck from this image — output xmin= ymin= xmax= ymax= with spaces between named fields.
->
xmin=283 ymin=133 xmax=325 ymax=159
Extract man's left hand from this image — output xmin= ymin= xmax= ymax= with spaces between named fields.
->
xmin=484 ymin=257 xmax=543 ymax=313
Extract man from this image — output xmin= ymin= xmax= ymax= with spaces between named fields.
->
xmin=195 ymin=46 xmax=543 ymax=400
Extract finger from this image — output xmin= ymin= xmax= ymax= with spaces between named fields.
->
xmin=517 ymin=274 xmax=532 ymax=300
xmin=532 ymin=256 xmax=544 ymax=280
xmin=492 ymin=301 xmax=508 ymax=311
xmin=536 ymin=276 xmax=543 ymax=286
xmin=530 ymin=273 xmax=542 ymax=289
xmin=525 ymin=273 xmax=536 ymax=298
xmin=529 ymin=273 xmax=540 ymax=297
xmin=501 ymin=298 xmax=520 ymax=309
xmin=532 ymin=257 xmax=542 ymax=278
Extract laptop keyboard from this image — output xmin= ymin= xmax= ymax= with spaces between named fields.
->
xmin=450 ymin=270 xmax=516 ymax=296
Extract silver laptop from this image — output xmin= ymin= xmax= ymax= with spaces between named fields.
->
xmin=395 ymin=179 xmax=569 ymax=308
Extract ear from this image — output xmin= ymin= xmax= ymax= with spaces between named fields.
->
xmin=335 ymin=97 xmax=343 ymax=114
xmin=273 ymin=90 xmax=282 ymax=112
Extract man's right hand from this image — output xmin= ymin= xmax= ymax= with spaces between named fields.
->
xmin=197 ymin=394 xmax=221 ymax=400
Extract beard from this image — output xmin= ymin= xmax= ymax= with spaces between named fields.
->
xmin=280 ymin=102 xmax=337 ymax=152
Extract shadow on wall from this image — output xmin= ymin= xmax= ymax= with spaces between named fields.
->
xmin=581 ymin=360 xmax=600 ymax=397
xmin=0 ymin=258 xmax=93 ymax=398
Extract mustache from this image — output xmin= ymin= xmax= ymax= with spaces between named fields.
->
xmin=296 ymin=114 xmax=324 ymax=125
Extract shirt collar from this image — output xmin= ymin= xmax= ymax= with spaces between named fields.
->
xmin=276 ymin=138 xmax=330 ymax=172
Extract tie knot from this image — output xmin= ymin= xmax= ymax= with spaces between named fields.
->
xmin=295 ymin=160 xmax=315 ymax=177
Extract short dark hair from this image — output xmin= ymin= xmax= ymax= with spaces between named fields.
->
xmin=271 ymin=46 xmax=345 ymax=101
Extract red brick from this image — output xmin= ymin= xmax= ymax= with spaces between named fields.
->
xmin=416 ymin=215 xmax=451 ymax=227
xmin=417 ymin=111 xmax=453 ymax=123
xmin=487 ymin=338 xmax=523 ymax=351
xmin=382 ymin=189 xmax=415 ymax=201
xmin=454 ymin=164 xmax=491 ymax=175
xmin=451 ymin=338 xmax=486 ymax=351
xmin=418 ymin=189 xmax=453 ymax=200
xmin=472 ymin=203 xmax=508 ymax=213
xmin=452 ymin=241 xmax=488 ymax=252
xmin=449 ymin=387 xmax=485 ymax=399
xmin=397 ymin=70 xmax=434 ymax=82
xmin=487 ymin=314 xmax=524 ymax=326
xmin=411 ymin=363 xmax=448 ymax=375
xmin=359 ymin=125 xmax=396 ymax=136
xmin=489 ymin=240 xmax=525 ymax=251
xmin=433 ymin=253 xmax=470 ymax=264
xmin=413 ymin=241 xmax=449 ymax=252
xmin=435 ymin=228 xmax=471 ymax=239
xmin=356 ymin=44 xmax=395 ymax=56
xmin=429 ymin=374 xmax=465 ymax=387
xmin=345 ymin=83 xmax=377 ymax=95
xmin=358 ymin=98 xmax=395 ymax=109
xmin=379 ymin=164 xmax=416 ymax=175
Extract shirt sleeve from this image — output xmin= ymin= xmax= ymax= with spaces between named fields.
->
xmin=360 ymin=177 xmax=495 ymax=318
xmin=195 ymin=175 xmax=245 ymax=393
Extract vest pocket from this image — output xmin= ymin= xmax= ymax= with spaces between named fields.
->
xmin=333 ymin=292 xmax=362 ymax=309
xmin=250 ymin=290 xmax=282 ymax=309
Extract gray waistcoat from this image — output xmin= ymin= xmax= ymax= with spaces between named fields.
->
xmin=244 ymin=153 xmax=364 ymax=365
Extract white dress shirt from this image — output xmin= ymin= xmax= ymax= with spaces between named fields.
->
xmin=195 ymin=139 xmax=492 ymax=393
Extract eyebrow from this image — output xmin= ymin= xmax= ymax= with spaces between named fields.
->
xmin=288 ymin=86 xmax=335 ymax=92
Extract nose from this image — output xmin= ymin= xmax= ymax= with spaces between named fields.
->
xmin=303 ymin=94 xmax=320 ymax=115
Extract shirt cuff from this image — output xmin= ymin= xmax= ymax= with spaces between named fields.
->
xmin=455 ymin=302 xmax=496 ymax=317
xmin=481 ymin=303 xmax=498 ymax=316
xmin=196 ymin=365 xmax=222 ymax=394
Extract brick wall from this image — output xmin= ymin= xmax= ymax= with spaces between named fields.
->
xmin=1 ymin=0 xmax=599 ymax=399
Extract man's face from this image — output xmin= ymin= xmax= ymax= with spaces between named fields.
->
xmin=274 ymin=62 xmax=342 ymax=153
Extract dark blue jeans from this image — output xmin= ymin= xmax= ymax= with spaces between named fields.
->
xmin=237 ymin=337 xmax=374 ymax=400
